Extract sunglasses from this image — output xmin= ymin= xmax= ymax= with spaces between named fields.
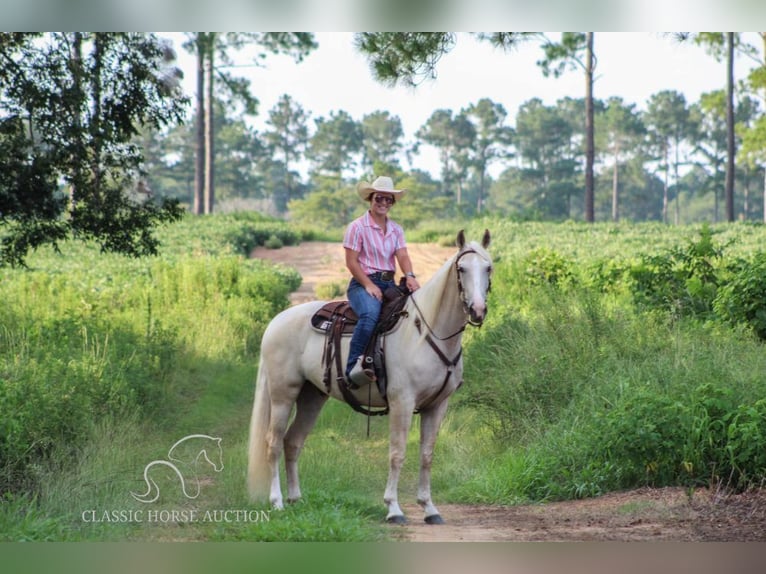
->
xmin=373 ymin=195 xmax=395 ymax=205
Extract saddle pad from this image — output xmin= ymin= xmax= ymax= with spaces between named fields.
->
xmin=311 ymin=301 xmax=357 ymax=334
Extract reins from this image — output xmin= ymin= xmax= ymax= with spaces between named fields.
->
xmin=408 ymin=247 xmax=490 ymax=411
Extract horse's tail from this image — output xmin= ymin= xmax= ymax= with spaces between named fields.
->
xmin=247 ymin=352 xmax=272 ymax=503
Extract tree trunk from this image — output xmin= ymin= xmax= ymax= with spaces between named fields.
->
xmin=662 ymin=142 xmax=669 ymax=224
xmin=204 ymin=46 xmax=215 ymax=214
xmin=584 ymin=32 xmax=595 ymax=223
xmin=91 ymin=35 xmax=103 ymax=198
xmin=674 ymin=138 xmax=680 ymax=225
xmin=611 ymin=152 xmax=618 ymax=222
xmin=478 ymin=165 xmax=485 ymax=214
xmin=70 ymin=32 xmax=84 ymax=210
xmin=194 ymin=36 xmax=205 ymax=215
xmin=725 ymin=32 xmax=736 ymax=222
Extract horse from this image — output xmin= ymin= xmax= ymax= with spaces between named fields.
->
xmin=131 ymin=434 xmax=224 ymax=503
xmin=247 ymin=229 xmax=492 ymax=524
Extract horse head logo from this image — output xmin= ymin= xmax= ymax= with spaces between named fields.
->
xmin=131 ymin=434 xmax=224 ymax=504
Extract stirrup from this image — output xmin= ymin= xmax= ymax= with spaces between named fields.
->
xmin=347 ymin=356 xmax=375 ymax=389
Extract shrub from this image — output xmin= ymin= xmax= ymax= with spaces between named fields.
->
xmin=522 ymin=248 xmax=575 ymax=287
xmin=264 ymin=234 xmax=284 ymax=250
xmin=714 ymin=252 xmax=766 ymax=339
xmin=625 ymin=224 xmax=725 ymax=318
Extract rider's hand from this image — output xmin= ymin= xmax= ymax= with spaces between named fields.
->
xmin=366 ymin=284 xmax=383 ymax=301
xmin=405 ymin=276 xmax=420 ymax=292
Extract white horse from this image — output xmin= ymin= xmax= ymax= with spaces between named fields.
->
xmin=247 ymin=229 xmax=492 ymax=524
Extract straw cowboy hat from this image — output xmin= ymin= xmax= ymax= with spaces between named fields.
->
xmin=356 ymin=176 xmax=407 ymax=201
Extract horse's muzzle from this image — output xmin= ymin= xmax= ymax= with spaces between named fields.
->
xmin=467 ymin=302 xmax=486 ymax=326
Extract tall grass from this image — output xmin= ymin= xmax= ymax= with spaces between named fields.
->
xmin=4 ymin=215 xmax=766 ymax=540
xmin=457 ymin=251 xmax=766 ymax=503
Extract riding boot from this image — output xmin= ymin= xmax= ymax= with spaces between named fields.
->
xmin=347 ymin=356 xmax=375 ymax=389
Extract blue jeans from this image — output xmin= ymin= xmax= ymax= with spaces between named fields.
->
xmin=345 ymin=275 xmax=394 ymax=376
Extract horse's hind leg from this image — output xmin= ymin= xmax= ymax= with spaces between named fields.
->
xmin=284 ymin=383 xmax=328 ymax=503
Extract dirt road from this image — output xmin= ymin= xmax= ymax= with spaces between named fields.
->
xmin=251 ymin=241 xmax=458 ymax=305
xmin=251 ymin=241 xmax=766 ymax=542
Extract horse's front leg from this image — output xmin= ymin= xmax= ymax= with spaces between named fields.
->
xmin=417 ymin=399 xmax=449 ymax=524
xmin=384 ymin=400 xmax=415 ymax=523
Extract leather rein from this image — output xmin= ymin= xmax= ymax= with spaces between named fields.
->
xmin=410 ymin=247 xmax=491 ymax=411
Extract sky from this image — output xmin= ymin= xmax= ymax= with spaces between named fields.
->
xmin=165 ymin=32 xmax=762 ymax=178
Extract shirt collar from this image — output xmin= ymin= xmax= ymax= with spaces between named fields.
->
xmin=364 ymin=210 xmax=388 ymax=230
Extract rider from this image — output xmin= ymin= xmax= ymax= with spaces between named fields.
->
xmin=343 ymin=175 xmax=420 ymax=388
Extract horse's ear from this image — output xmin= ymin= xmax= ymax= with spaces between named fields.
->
xmin=481 ymin=229 xmax=491 ymax=249
xmin=456 ymin=229 xmax=466 ymax=249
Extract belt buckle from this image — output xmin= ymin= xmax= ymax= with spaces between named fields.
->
xmin=380 ymin=271 xmax=394 ymax=282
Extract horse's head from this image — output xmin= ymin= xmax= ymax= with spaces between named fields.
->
xmin=455 ymin=229 xmax=493 ymax=327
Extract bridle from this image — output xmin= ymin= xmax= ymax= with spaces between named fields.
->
xmin=408 ymin=246 xmax=492 ymax=411
xmin=454 ymin=247 xmax=492 ymax=327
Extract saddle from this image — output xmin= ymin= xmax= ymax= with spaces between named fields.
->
xmin=310 ymin=284 xmax=409 ymax=336
xmin=312 ymin=280 xmax=410 ymax=415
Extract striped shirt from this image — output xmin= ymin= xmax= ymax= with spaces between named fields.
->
xmin=343 ymin=211 xmax=406 ymax=275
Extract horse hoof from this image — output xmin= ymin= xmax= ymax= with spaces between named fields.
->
xmin=386 ymin=514 xmax=408 ymax=525
xmin=424 ymin=514 xmax=444 ymax=525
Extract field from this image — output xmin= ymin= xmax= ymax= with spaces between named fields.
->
xmin=2 ymin=214 xmax=766 ymax=542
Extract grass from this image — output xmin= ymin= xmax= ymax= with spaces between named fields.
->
xmin=4 ymin=215 xmax=766 ymax=541
xmin=1 ymin=357 xmax=487 ymax=541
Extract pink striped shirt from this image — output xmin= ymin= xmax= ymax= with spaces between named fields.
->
xmin=343 ymin=211 xmax=406 ymax=275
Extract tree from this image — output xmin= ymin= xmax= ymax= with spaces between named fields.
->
xmin=0 ymin=32 xmax=187 ymax=267
xmin=360 ymin=110 xmax=404 ymax=169
xmin=464 ymin=98 xmax=514 ymax=213
xmin=643 ymin=90 xmax=693 ymax=224
xmin=733 ymin=95 xmax=762 ymax=219
xmin=596 ymin=97 xmax=646 ymax=221
xmin=263 ymin=94 xmax=311 ymax=210
xmin=739 ymin=32 xmax=766 ymax=222
xmin=415 ymin=109 xmax=476 ymax=205
xmin=512 ymin=98 xmax=579 ymax=218
xmin=306 ymin=110 xmax=363 ymax=181
xmin=182 ymin=33 xmax=316 ymax=214
xmin=693 ymin=91 xmax=729 ymax=222
xmin=536 ymin=32 xmax=597 ymax=222
xmin=691 ymin=33 xmax=757 ymax=221
xmin=356 ymin=32 xmax=598 ymax=221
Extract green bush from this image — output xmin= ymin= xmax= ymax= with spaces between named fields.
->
xmin=625 ymin=224 xmax=724 ymax=317
xmin=714 ymin=252 xmax=766 ymax=339
xmin=263 ymin=234 xmax=284 ymax=249
xmin=522 ymin=248 xmax=576 ymax=287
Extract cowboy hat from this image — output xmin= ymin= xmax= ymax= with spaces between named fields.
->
xmin=356 ymin=176 xmax=407 ymax=201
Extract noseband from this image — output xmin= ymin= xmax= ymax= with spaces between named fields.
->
xmin=455 ymin=248 xmax=492 ymax=327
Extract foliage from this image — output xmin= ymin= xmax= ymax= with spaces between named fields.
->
xmin=714 ymin=251 xmax=766 ymax=338
xmin=0 ymin=214 xmax=300 ymax=494
xmin=453 ymin=219 xmax=766 ymax=502
xmin=0 ymin=33 xmax=188 ymax=266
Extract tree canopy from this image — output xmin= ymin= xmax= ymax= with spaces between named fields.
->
xmin=0 ymin=32 xmax=188 ymax=267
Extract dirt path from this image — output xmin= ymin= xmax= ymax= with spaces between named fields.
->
xmin=251 ymin=241 xmax=766 ymax=542
xmin=394 ymin=487 xmax=766 ymax=542
xmin=251 ymin=241 xmax=457 ymax=305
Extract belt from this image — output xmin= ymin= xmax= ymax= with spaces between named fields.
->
xmin=369 ymin=271 xmax=395 ymax=282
